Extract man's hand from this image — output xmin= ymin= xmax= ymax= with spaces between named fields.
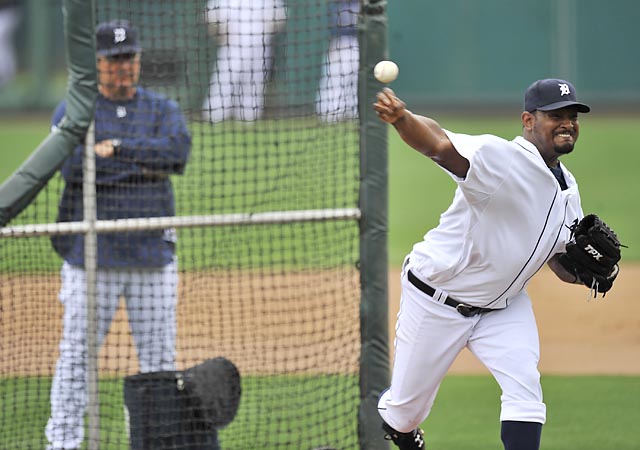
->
xmin=548 ymin=253 xmax=581 ymax=283
xmin=373 ymin=88 xmax=407 ymax=124
xmin=94 ymin=139 xmax=120 ymax=158
xmin=372 ymin=88 xmax=469 ymax=178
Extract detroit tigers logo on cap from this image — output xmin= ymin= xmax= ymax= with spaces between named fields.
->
xmin=113 ymin=27 xmax=127 ymax=44
xmin=558 ymin=83 xmax=571 ymax=96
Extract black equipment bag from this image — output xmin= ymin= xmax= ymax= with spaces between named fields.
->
xmin=123 ymin=370 xmax=220 ymax=450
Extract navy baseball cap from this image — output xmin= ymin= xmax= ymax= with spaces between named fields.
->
xmin=96 ymin=20 xmax=141 ymax=57
xmin=524 ymin=78 xmax=590 ymax=113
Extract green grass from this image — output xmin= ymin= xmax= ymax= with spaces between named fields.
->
xmin=0 ymin=374 xmax=359 ymax=450
xmin=2 ymin=114 xmax=640 ymax=267
xmin=0 ymin=116 xmax=52 ymax=181
xmin=2 ymin=374 xmax=638 ymax=449
xmin=421 ymin=375 xmax=640 ymax=450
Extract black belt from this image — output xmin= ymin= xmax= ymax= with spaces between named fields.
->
xmin=407 ymin=270 xmax=494 ymax=317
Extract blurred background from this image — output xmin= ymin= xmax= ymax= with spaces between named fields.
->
xmin=389 ymin=0 xmax=640 ymax=111
xmin=1 ymin=0 xmax=639 ymax=114
xmin=1 ymin=0 xmax=639 ymax=262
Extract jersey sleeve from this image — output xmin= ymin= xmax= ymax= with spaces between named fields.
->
xmin=51 ymin=101 xmax=67 ymax=131
xmin=443 ymin=130 xmax=511 ymax=202
xmin=116 ymin=98 xmax=192 ymax=175
xmin=51 ymin=101 xmax=85 ymax=183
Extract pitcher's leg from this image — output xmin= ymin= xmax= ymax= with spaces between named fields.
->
xmin=501 ymin=421 xmax=542 ymax=450
xmin=469 ymin=293 xmax=545 ymax=450
xmin=378 ymin=269 xmax=474 ymax=434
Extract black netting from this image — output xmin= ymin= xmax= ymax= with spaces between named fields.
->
xmin=0 ymin=1 xmax=363 ymax=449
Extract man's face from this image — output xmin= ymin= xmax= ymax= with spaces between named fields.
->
xmin=97 ymin=52 xmax=141 ymax=101
xmin=523 ymin=106 xmax=581 ymax=160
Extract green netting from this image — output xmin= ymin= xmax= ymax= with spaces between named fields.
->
xmin=0 ymin=1 xmax=383 ymax=449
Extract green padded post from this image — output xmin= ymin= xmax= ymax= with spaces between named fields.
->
xmin=0 ymin=0 xmax=96 ymax=228
xmin=358 ymin=1 xmax=390 ymax=449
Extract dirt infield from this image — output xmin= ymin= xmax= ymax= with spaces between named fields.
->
xmin=389 ymin=263 xmax=640 ymax=375
xmin=0 ymin=269 xmax=362 ymax=376
xmin=1 ymin=264 xmax=639 ymax=376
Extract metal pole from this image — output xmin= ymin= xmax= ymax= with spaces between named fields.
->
xmin=83 ymin=120 xmax=100 ymax=450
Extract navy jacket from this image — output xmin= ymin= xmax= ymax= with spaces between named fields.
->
xmin=51 ymin=87 xmax=191 ymax=268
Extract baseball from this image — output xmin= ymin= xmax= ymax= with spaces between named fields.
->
xmin=374 ymin=60 xmax=399 ymax=83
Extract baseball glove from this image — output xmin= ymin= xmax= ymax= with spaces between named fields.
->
xmin=558 ymin=214 xmax=622 ymax=296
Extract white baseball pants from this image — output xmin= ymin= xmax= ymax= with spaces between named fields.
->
xmin=378 ymin=261 xmax=546 ymax=433
xmin=0 ymin=7 xmax=19 ymax=87
xmin=315 ymin=35 xmax=359 ymax=122
xmin=45 ymin=260 xmax=178 ymax=450
xmin=203 ymin=40 xmax=274 ymax=123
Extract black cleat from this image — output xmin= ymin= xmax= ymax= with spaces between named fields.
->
xmin=382 ymin=422 xmax=425 ymax=449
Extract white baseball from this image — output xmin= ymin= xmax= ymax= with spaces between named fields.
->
xmin=373 ymin=60 xmax=399 ymax=83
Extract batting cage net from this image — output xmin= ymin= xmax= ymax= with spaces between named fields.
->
xmin=0 ymin=1 xmax=388 ymax=449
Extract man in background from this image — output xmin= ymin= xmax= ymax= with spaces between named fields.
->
xmin=316 ymin=0 xmax=360 ymax=122
xmin=0 ymin=0 xmax=20 ymax=88
xmin=202 ymin=0 xmax=287 ymax=123
xmin=373 ymin=79 xmax=614 ymax=450
xmin=45 ymin=19 xmax=193 ymax=450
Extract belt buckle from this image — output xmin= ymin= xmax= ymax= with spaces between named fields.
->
xmin=455 ymin=303 xmax=474 ymax=317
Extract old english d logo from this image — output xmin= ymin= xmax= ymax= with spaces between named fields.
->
xmin=114 ymin=27 xmax=127 ymax=43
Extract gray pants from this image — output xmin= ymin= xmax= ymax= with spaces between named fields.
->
xmin=46 ymin=260 xmax=178 ymax=450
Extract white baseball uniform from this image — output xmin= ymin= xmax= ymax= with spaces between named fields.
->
xmin=203 ymin=0 xmax=287 ymax=123
xmin=316 ymin=0 xmax=360 ymax=121
xmin=378 ymin=132 xmax=583 ymax=433
xmin=0 ymin=2 xmax=20 ymax=88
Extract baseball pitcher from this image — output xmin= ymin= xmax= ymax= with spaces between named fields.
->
xmin=373 ymin=79 xmax=621 ymax=450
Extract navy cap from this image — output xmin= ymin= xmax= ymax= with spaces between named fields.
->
xmin=524 ymin=78 xmax=590 ymax=113
xmin=96 ymin=20 xmax=141 ymax=57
